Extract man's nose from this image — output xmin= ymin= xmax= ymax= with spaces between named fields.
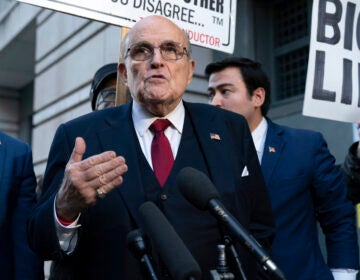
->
xmin=210 ymin=93 xmax=222 ymax=107
xmin=150 ymin=48 xmax=164 ymax=67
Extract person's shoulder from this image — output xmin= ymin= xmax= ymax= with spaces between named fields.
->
xmin=0 ymin=130 xmax=30 ymax=148
xmin=184 ymin=102 xmax=247 ymax=122
xmin=269 ymin=119 xmax=323 ymax=140
xmin=64 ymin=103 xmax=130 ymax=127
xmin=0 ymin=131 xmax=32 ymax=158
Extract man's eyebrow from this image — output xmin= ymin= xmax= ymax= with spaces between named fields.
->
xmin=207 ymin=83 xmax=235 ymax=91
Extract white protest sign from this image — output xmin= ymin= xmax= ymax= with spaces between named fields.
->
xmin=17 ymin=0 xmax=237 ymax=54
xmin=303 ymin=0 xmax=360 ymax=123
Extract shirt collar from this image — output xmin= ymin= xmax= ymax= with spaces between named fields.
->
xmin=251 ymin=117 xmax=268 ymax=153
xmin=132 ymin=99 xmax=184 ymax=136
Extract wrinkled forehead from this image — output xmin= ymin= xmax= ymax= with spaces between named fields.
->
xmin=126 ymin=17 xmax=187 ymax=47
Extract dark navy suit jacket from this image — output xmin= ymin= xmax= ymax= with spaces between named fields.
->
xmin=28 ymin=102 xmax=275 ymax=279
xmin=0 ymin=131 xmax=43 ymax=279
xmin=261 ymin=119 xmax=359 ymax=279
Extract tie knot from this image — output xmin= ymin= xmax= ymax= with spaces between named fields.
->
xmin=150 ymin=119 xmax=171 ymax=133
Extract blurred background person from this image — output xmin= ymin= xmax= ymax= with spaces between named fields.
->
xmin=36 ymin=176 xmax=44 ymax=202
xmin=343 ymin=123 xmax=360 ymax=205
xmin=205 ymin=56 xmax=359 ymax=280
xmin=89 ymin=63 xmax=117 ymax=111
xmin=0 ymin=130 xmax=44 ymax=279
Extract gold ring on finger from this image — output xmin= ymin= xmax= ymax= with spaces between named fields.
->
xmin=96 ymin=188 xmax=106 ymax=199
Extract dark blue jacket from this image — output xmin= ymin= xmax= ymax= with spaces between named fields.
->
xmin=0 ymin=131 xmax=44 ymax=279
xmin=262 ymin=119 xmax=359 ymax=279
xmin=28 ymin=102 xmax=275 ymax=279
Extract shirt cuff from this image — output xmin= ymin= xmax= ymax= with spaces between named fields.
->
xmin=331 ymin=268 xmax=358 ymax=280
xmin=53 ymin=196 xmax=81 ymax=254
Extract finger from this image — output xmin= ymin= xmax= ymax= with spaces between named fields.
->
xmin=69 ymin=137 xmax=86 ymax=165
xmin=94 ymin=174 xmax=125 ymax=200
xmin=93 ymin=156 xmax=126 ymax=177
xmin=87 ymin=158 xmax=128 ymax=191
xmin=93 ymin=168 xmax=127 ymax=200
xmin=77 ymin=151 xmax=118 ymax=174
xmin=79 ymin=155 xmax=124 ymax=182
xmin=99 ymin=162 xmax=128 ymax=190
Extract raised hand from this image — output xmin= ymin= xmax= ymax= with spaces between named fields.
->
xmin=56 ymin=137 xmax=128 ymax=222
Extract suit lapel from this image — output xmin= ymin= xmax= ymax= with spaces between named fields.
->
xmin=261 ymin=120 xmax=284 ymax=186
xmin=184 ymin=103 xmax=233 ymax=189
xmin=96 ymin=103 xmax=145 ymax=226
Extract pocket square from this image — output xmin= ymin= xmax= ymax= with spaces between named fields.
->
xmin=241 ymin=166 xmax=249 ymax=177
xmin=210 ymin=133 xmax=221 ymax=141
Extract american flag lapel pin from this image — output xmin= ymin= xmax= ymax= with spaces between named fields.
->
xmin=268 ymin=146 xmax=276 ymax=153
xmin=210 ymin=133 xmax=221 ymax=141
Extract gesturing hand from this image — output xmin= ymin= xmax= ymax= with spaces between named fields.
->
xmin=56 ymin=137 xmax=128 ymax=222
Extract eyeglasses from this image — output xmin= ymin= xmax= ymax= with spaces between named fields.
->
xmin=125 ymin=41 xmax=189 ymax=61
xmin=96 ymin=88 xmax=116 ymax=110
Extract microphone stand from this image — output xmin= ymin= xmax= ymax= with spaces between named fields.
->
xmin=223 ymin=235 xmax=247 ymax=280
xmin=140 ymin=254 xmax=159 ymax=280
xmin=126 ymin=229 xmax=159 ymax=280
xmin=209 ymin=244 xmax=235 ymax=280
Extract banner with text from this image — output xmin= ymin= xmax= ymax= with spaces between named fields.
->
xmin=303 ymin=0 xmax=360 ymax=123
xmin=17 ymin=0 xmax=237 ymax=54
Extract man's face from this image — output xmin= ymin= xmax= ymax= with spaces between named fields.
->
xmin=208 ymin=67 xmax=258 ymax=124
xmin=119 ymin=16 xmax=195 ymax=116
xmin=95 ymin=79 xmax=116 ymax=110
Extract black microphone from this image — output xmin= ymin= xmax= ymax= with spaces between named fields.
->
xmin=126 ymin=229 xmax=159 ymax=280
xmin=176 ymin=167 xmax=286 ymax=280
xmin=138 ymin=201 xmax=202 ymax=280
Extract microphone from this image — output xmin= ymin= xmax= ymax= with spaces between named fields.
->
xmin=126 ymin=229 xmax=159 ymax=280
xmin=176 ymin=167 xmax=286 ymax=280
xmin=139 ymin=201 xmax=202 ymax=280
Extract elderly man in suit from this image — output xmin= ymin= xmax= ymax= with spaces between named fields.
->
xmin=0 ymin=131 xmax=43 ymax=279
xmin=205 ymin=56 xmax=360 ymax=280
xmin=27 ymin=16 xmax=275 ymax=279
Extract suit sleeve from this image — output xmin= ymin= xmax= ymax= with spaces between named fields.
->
xmin=312 ymin=133 xmax=359 ymax=269
xmin=27 ymin=124 xmax=75 ymax=261
xmin=11 ymin=143 xmax=44 ymax=279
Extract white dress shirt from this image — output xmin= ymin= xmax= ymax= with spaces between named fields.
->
xmin=132 ymin=99 xmax=184 ymax=167
xmin=251 ymin=117 xmax=268 ymax=163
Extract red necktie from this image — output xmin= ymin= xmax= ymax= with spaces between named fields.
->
xmin=150 ymin=119 xmax=174 ymax=187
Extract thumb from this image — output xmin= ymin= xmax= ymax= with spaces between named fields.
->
xmin=69 ymin=137 xmax=86 ymax=164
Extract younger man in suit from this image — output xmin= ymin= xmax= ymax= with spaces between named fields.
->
xmin=0 ymin=130 xmax=43 ymax=279
xmin=205 ymin=56 xmax=359 ymax=280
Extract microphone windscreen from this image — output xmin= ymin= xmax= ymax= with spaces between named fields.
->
xmin=176 ymin=167 xmax=219 ymax=210
xmin=139 ymin=201 xmax=202 ymax=280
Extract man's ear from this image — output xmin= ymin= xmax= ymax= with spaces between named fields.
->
xmin=118 ymin=63 xmax=128 ymax=86
xmin=253 ymin=87 xmax=266 ymax=107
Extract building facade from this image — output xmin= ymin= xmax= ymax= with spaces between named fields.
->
xmin=0 ymin=0 xmax=354 ymax=178
xmin=0 ymin=0 xmax=356 ymax=276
